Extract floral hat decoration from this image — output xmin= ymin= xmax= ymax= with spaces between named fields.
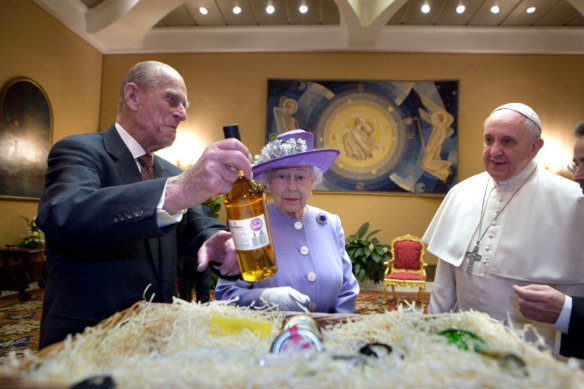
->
xmin=252 ymin=129 xmax=340 ymax=181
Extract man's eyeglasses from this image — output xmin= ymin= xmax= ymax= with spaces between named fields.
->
xmin=567 ymin=162 xmax=584 ymax=175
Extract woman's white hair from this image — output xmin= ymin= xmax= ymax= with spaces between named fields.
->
xmin=258 ymin=166 xmax=323 ymax=191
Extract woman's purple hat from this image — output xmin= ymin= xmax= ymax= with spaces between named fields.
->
xmin=252 ymin=130 xmax=339 ymax=180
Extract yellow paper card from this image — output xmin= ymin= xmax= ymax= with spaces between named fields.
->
xmin=210 ymin=315 xmax=272 ymax=339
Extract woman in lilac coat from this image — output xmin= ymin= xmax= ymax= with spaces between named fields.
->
xmin=215 ymin=130 xmax=360 ymax=313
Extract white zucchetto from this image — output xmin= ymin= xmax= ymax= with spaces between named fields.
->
xmin=491 ymin=102 xmax=542 ymax=130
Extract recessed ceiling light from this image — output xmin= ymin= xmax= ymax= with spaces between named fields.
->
xmin=233 ymin=6 xmax=241 ymax=15
xmin=299 ymin=5 xmax=308 ymax=14
xmin=421 ymin=4 xmax=431 ymax=14
xmin=490 ymin=5 xmax=500 ymax=14
xmin=199 ymin=7 xmax=208 ymax=15
xmin=456 ymin=5 xmax=465 ymax=14
xmin=266 ymin=5 xmax=275 ymax=14
xmin=526 ymin=7 xmax=536 ymax=14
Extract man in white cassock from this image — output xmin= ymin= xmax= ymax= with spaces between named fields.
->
xmin=423 ymin=103 xmax=584 ymax=352
xmin=513 ymin=120 xmax=584 ymax=359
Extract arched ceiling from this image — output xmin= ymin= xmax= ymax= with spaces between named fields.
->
xmin=33 ymin=0 xmax=584 ymax=54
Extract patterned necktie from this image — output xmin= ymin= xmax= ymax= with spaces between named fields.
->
xmin=137 ymin=154 xmax=153 ymax=181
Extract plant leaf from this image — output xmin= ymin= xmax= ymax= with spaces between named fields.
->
xmin=356 ymin=222 xmax=369 ymax=239
xmin=365 ymin=229 xmax=381 ymax=240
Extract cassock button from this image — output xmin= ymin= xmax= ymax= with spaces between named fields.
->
xmin=300 ymin=246 xmax=309 ymax=255
xmin=294 ymin=221 xmax=303 ymax=230
xmin=307 ymin=272 xmax=316 ymax=282
xmin=308 ymin=303 xmax=316 ymax=312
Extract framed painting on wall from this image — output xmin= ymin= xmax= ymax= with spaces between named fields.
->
xmin=0 ymin=78 xmax=52 ymax=200
xmin=265 ymin=79 xmax=458 ymax=195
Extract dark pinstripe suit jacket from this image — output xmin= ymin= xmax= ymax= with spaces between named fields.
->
xmin=561 ymin=296 xmax=584 ymax=359
xmin=37 ymin=125 xmax=226 ymax=348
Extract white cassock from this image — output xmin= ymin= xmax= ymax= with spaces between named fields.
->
xmin=423 ymin=161 xmax=584 ymax=351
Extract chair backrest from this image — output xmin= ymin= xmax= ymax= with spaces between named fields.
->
xmin=391 ymin=234 xmax=426 ymax=271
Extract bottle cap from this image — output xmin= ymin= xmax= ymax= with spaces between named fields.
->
xmin=223 ymin=124 xmax=241 ymax=140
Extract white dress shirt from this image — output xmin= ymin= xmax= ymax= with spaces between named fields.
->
xmin=115 ymin=123 xmax=185 ymax=227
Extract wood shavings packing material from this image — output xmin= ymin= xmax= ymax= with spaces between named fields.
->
xmin=1 ymin=299 xmax=582 ymax=389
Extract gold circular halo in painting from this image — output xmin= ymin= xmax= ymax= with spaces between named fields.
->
xmin=315 ymin=92 xmax=406 ymax=184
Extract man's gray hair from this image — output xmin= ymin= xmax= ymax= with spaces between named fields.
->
xmin=117 ymin=61 xmax=167 ymax=112
xmin=258 ymin=166 xmax=323 ymax=192
xmin=575 ymin=120 xmax=584 ymax=138
xmin=523 ymin=117 xmax=541 ymax=140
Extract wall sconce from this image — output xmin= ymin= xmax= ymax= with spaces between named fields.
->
xmin=536 ymin=135 xmax=573 ymax=179
xmin=155 ymin=130 xmax=205 ymax=170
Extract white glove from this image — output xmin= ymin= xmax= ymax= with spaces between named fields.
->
xmin=259 ymin=287 xmax=311 ymax=311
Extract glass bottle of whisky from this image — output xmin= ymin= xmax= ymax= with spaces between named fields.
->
xmin=223 ymin=124 xmax=277 ymax=281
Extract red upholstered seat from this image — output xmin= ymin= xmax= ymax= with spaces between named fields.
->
xmin=382 ymin=234 xmax=428 ymax=306
xmin=386 ymin=272 xmax=424 ymax=281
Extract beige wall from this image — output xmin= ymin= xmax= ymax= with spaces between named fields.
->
xmin=100 ymin=53 xmax=584 ymax=264
xmin=1 ymin=1 xmax=583 ymax=265
xmin=0 ymin=0 xmax=103 ymax=245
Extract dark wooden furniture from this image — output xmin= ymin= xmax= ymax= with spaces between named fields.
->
xmin=0 ymin=246 xmax=46 ymax=301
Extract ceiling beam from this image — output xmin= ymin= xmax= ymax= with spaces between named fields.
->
xmin=87 ymin=0 xmax=185 ymax=50
xmin=376 ymin=25 xmax=584 ymax=55
xmin=566 ymin=0 xmax=584 ymax=16
xmin=86 ymin=0 xmax=140 ymax=33
xmin=335 ymin=0 xmax=409 ymax=47
xmin=136 ymin=24 xmax=584 ymax=55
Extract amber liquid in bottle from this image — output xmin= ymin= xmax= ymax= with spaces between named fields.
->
xmin=223 ymin=124 xmax=277 ymax=282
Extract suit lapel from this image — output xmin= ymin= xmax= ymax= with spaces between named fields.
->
xmin=102 ymin=125 xmax=142 ymax=184
xmin=103 ymin=125 xmax=162 ymax=272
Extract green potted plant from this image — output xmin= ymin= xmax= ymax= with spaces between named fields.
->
xmin=203 ymin=194 xmax=224 ymax=219
xmin=345 ymin=222 xmax=391 ymax=284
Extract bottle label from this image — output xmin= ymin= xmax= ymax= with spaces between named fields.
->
xmin=228 ymin=214 xmax=270 ymax=251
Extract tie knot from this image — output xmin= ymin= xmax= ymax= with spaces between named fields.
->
xmin=138 ymin=154 xmax=153 ymax=180
xmin=138 ymin=154 xmax=152 ymax=166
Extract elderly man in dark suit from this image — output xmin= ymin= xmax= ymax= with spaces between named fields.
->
xmin=513 ymin=120 xmax=584 ymax=359
xmin=37 ymin=61 xmax=251 ymax=348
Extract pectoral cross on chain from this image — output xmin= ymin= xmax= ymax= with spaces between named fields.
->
xmin=465 ymin=245 xmax=482 ymax=274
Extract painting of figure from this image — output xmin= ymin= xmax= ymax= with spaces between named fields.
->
xmin=265 ymin=79 xmax=458 ymax=195
xmin=0 ymin=78 xmax=52 ymax=199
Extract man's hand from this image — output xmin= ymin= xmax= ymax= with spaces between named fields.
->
xmin=164 ymin=139 xmax=252 ymax=214
xmin=197 ymin=231 xmax=239 ymax=276
xmin=512 ymin=284 xmax=565 ymax=324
